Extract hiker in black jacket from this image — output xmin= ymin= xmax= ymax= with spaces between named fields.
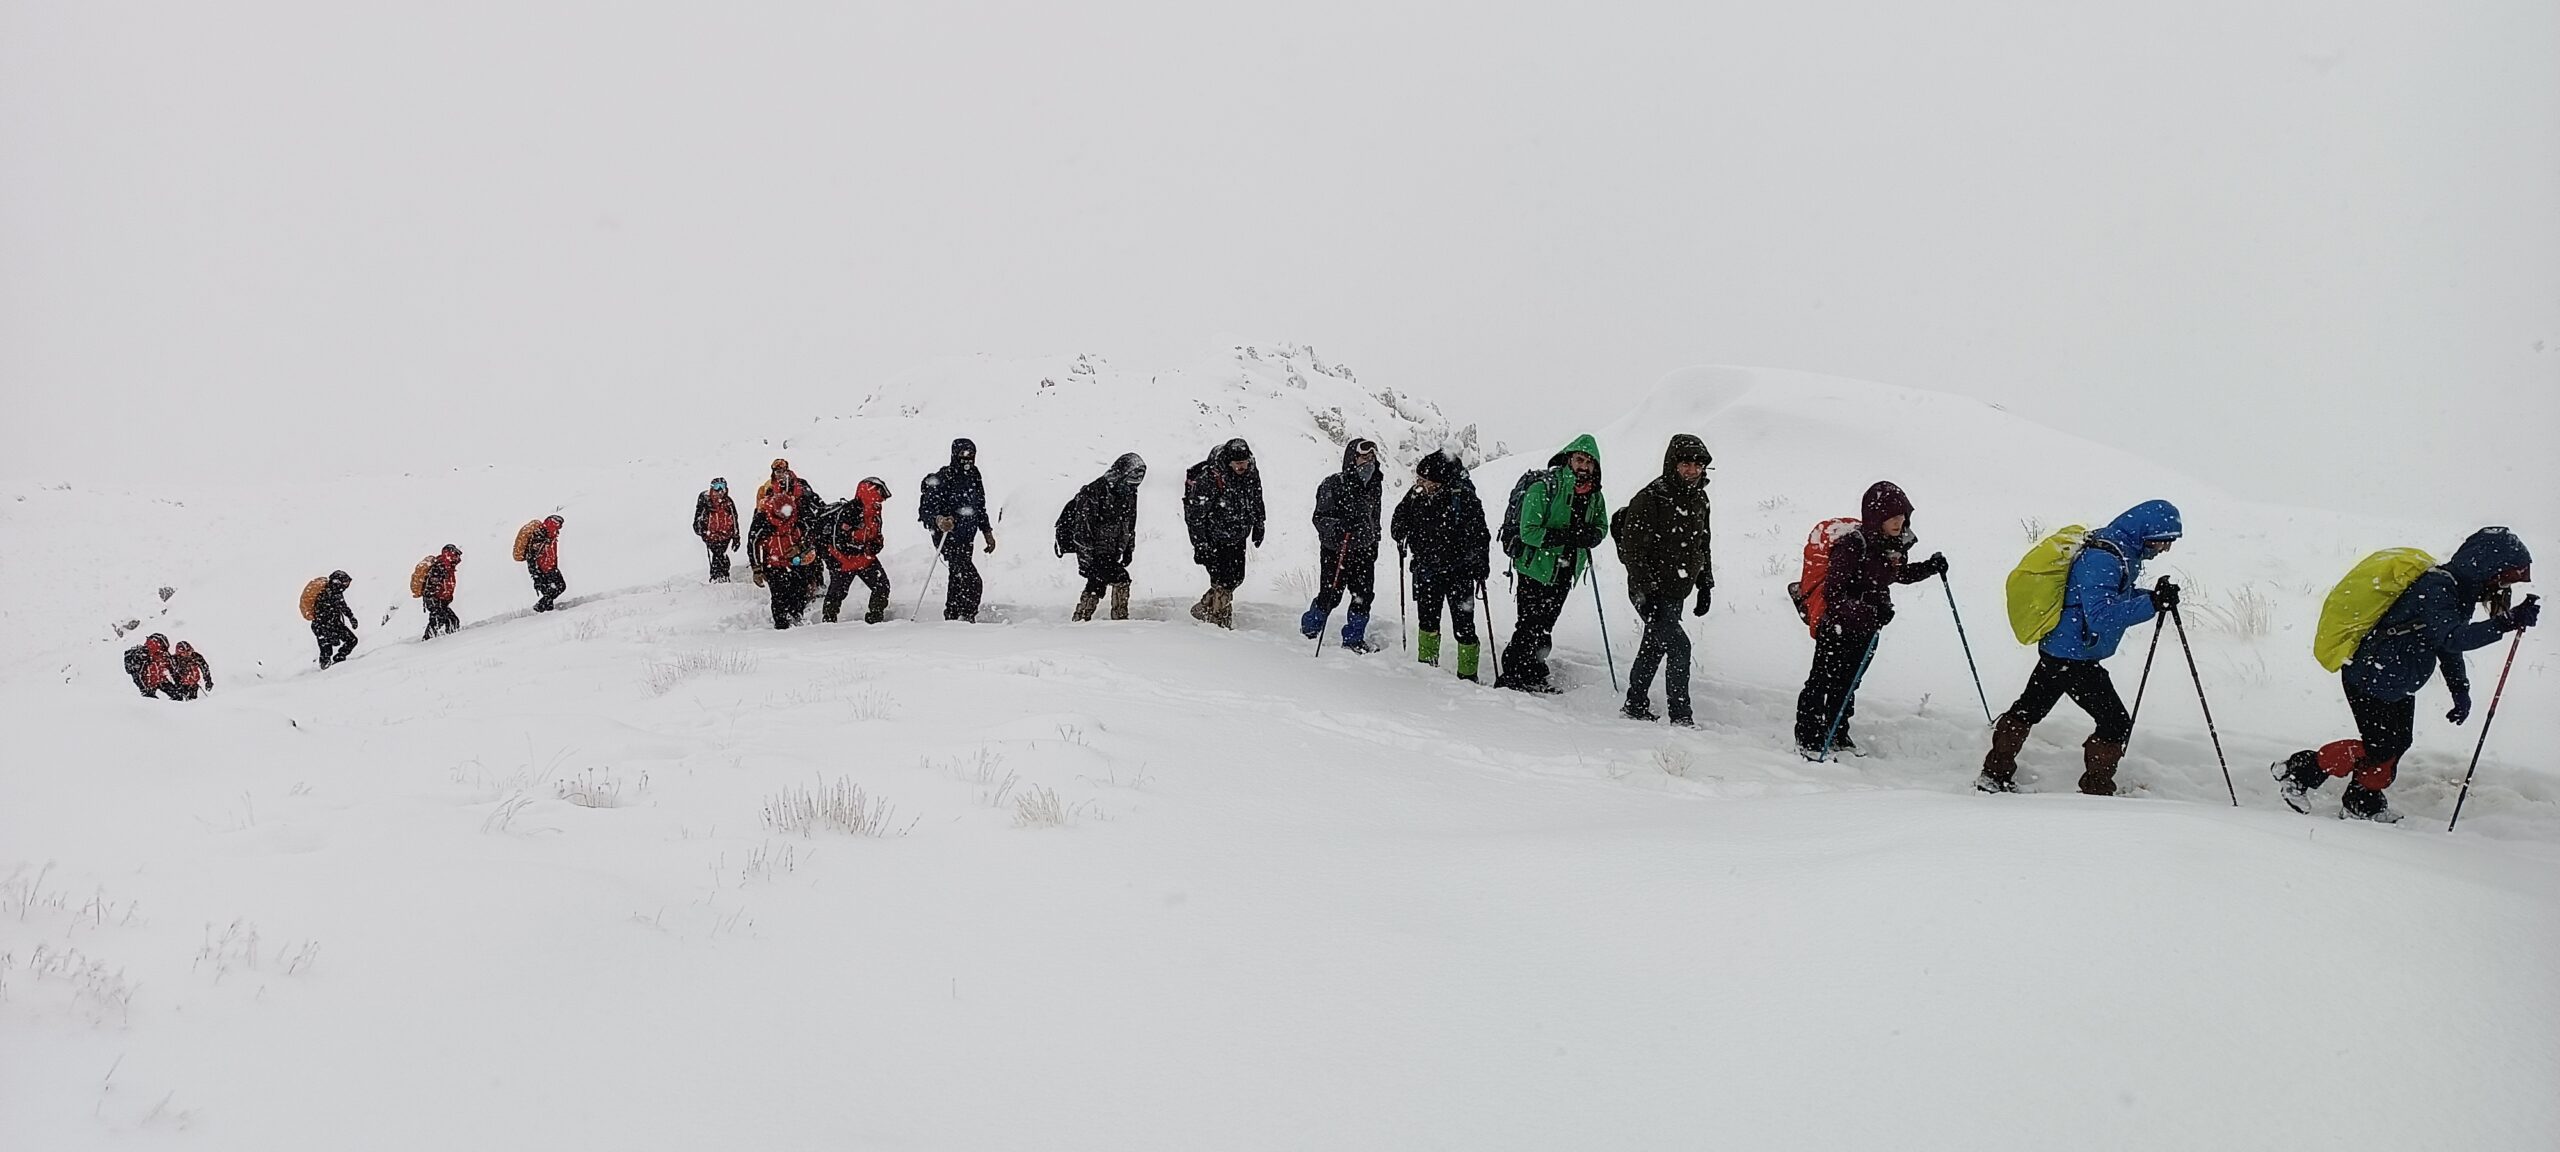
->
xmin=1389 ymin=450 xmax=1492 ymax=680
xmin=918 ymin=438 xmax=996 ymax=622
xmin=312 ymin=570 xmax=359 ymax=667
xmin=1065 ymin=453 xmax=1146 ymax=621
xmin=1301 ymin=439 xmax=1385 ymax=650
xmin=1182 ymin=438 xmax=1264 ymax=629
xmin=1609 ymin=434 xmax=1715 ymax=725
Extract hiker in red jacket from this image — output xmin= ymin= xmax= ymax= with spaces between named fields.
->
xmin=694 ymin=478 xmax=740 ymax=581
xmin=759 ymin=486 xmax=822 ymax=629
xmin=422 ymin=545 xmax=463 ymax=639
xmin=169 ymin=641 xmax=215 ymax=700
xmin=122 ymin=633 xmax=175 ymax=698
xmin=525 ymin=515 xmax=567 ymax=611
xmin=821 ymin=478 xmax=895 ymax=624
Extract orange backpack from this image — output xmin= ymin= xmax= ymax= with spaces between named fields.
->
xmin=410 ymin=558 xmax=433 ymax=598
xmin=1786 ymin=517 xmax=1862 ymax=637
xmin=299 ymin=577 xmax=328 ymax=621
xmin=512 ymin=520 xmax=543 ymax=562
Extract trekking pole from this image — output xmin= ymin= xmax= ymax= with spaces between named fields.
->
xmin=1816 ymin=632 xmax=1881 ymax=762
xmin=1939 ymin=571 xmax=1994 ymax=725
xmin=1584 ymin=548 xmax=1620 ymax=692
xmin=914 ymin=541 xmax=944 ymax=619
xmin=2126 ymin=613 xmax=2167 ymax=740
xmin=2165 ymin=605 xmax=2239 ymax=807
xmin=1479 ymin=579 xmax=1502 ymax=684
xmin=1396 ymin=545 xmax=1410 ymax=653
xmin=1315 ymin=535 xmax=1349 ymax=657
xmin=2449 ymin=595 xmax=2535 ymax=832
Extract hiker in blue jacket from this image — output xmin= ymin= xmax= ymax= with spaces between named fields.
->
xmin=1978 ymin=499 xmax=2184 ymax=797
xmin=2274 ymin=527 xmax=2536 ymax=822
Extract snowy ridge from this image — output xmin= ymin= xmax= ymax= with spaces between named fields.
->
xmin=4 ymin=355 xmax=2558 ymax=1149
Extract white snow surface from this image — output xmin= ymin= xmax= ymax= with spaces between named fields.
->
xmin=5 ymin=355 xmax=2557 ymax=1149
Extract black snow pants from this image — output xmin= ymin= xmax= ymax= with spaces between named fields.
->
xmin=2003 ymin=654 xmax=2132 ymax=744
xmin=1308 ymin=542 xmax=1377 ymax=618
xmin=705 ymin=539 xmax=733 ymax=581
xmin=1794 ymin=624 xmax=1879 ymax=748
xmin=314 ymin=620 xmax=358 ymax=667
xmin=422 ymin=597 xmax=461 ymax=639
xmin=1497 ymin=575 xmax=1573 ymax=692
xmin=1410 ymin=569 xmax=1479 ymax=645
xmin=532 ymin=568 xmax=566 ymax=611
xmin=825 ymin=564 xmax=892 ymax=624
xmin=769 ymin=564 xmax=818 ymax=629
xmin=1625 ymin=595 xmax=1694 ymax=721
xmin=938 ymin=533 xmax=983 ymax=622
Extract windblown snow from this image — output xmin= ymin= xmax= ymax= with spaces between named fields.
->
xmin=4 ymin=351 xmax=2555 ymax=1150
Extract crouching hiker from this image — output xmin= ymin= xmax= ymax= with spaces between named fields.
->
xmin=820 ymin=479 xmax=894 ymax=624
xmin=302 ymin=570 xmax=359 ymax=667
xmin=1390 ymin=451 xmax=1491 ymax=681
xmin=1610 ymin=434 xmax=1713 ymax=724
xmin=1063 ymin=454 xmax=1145 ymax=621
xmin=169 ymin=641 xmax=215 ymax=699
xmin=123 ymin=633 xmax=175 ymax=697
xmin=1981 ymin=500 xmax=2183 ymax=796
xmin=1301 ymin=439 xmax=1384 ymax=650
xmin=2275 ymin=528 xmax=2535 ymax=823
xmin=1789 ymin=482 xmax=1947 ymax=756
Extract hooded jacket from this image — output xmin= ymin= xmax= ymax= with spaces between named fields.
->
xmin=1510 ymin=434 xmax=1608 ymax=588
xmin=694 ymin=485 xmax=739 ymax=543
xmin=424 ymin=548 xmax=462 ymax=602
xmin=2344 ymin=527 xmax=2532 ymax=700
xmin=824 ymin=478 xmax=892 ymax=572
xmin=1071 ymin=454 xmax=1146 ymax=577
xmin=1311 ymin=439 xmax=1385 ymax=565
xmin=758 ymin=486 xmax=819 ymax=569
xmin=172 ymin=642 xmax=213 ymax=690
xmin=124 ymin=634 xmax=173 ymax=690
xmin=1609 ymin=435 xmax=1714 ymax=605
xmin=749 ymin=468 xmax=822 ymax=564
xmin=1817 ymin=481 xmax=1940 ymax=633
xmin=314 ymin=573 xmax=356 ymax=628
xmin=1390 ymin=452 xmax=1491 ymax=583
xmin=918 ymin=438 xmax=989 ymax=546
xmin=2040 ymin=500 xmax=2181 ymax=661
xmin=527 ymin=517 xmax=563 ymax=574
xmin=1183 ymin=439 xmax=1266 ymax=551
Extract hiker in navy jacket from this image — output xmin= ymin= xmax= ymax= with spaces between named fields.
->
xmin=1301 ymin=439 xmax=1385 ymax=649
xmin=918 ymin=438 xmax=996 ymax=622
xmin=1979 ymin=499 xmax=2183 ymax=797
xmin=2275 ymin=527 xmax=2536 ymax=822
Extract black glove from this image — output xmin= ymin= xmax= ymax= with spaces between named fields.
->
xmin=1584 ymin=522 xmax=1609 ymax=549
xmin=1922 ymin=552 xmax=1948 ymax=578
xmin=2506 ymin=597 xmax=2541 ymax=631
xmin=2153 ymin=577 xmax=2180 ymax=612
xmin=2447 ymin=684 xmax=2473 ymax=725
xmin=1193 ymin=546 xmax=1211 ymax=566
xmin=1251 ymin=528 xmax=1264 ymax=548
xmin=1692 ymin=585 xmax=1712 ymax=616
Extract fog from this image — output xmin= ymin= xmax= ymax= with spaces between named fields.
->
xmin=5 ymin=1 xmax=2553 ymax=520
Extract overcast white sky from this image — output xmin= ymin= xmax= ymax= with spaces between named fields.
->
xmin=5 ymin=2 xmax=2554 ymax=520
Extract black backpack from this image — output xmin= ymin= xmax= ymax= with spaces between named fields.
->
xmin=1494 ymin=469 xmax=1544 ymax=563
xmin=1053 ymin=496 xmax=1079 ymax=557
xmin=818 ymin=500 xmax=864 ymax=553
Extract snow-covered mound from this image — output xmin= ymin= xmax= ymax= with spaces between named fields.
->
xmin=5 ymin=354 xmax=2557 ymax=1149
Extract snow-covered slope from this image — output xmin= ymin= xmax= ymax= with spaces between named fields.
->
xmin=5 ymin=356 xmax=2556 ymax=1149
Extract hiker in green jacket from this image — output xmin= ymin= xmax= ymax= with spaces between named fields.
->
xmin=1495 ymin=435 xmax=1608 ymax=693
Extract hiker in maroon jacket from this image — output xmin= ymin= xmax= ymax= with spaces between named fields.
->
xmin=1793 ymin=481 xmax=1946 ymax=755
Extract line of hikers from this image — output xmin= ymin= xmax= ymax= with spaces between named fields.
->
xmin=260 ymin=431 xmax=2535 ymax=824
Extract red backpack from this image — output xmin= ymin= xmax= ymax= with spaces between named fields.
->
xmin=1786 ymin=517 xmax=1861 ymax=637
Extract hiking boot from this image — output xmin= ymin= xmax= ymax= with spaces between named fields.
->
xmin=2339 ymin=784 xmax=2402 ymax=824
xmin=1299 ymin=605 xmax=1328 ymax=640
xmin=2078 ymin=738 xmax=2125 ymax=797
xmin=1622 ymin=701 xmax=1659 ymax=723
xmin=1667 ymin=714 xmax=1695 ymax=729
xmin=1341 ymin=612 xmax=1372 ymax=651
xmin=1973 ymin=771 xmax=2020 ymax=794
xmin=1073 ymin=591 xmax=1101 ymax=622
xmin=865 ymin=591 xmax=888 ymax=624
xmin=1416 ymin=630 xmax=1442 ymax=666
xmin=1109 ymin=582 xmax=1131 ymax=621
xmin=1211 ymin=587 xmax=1236 ymax=630
xmin=1190 ymin=589 xmax=1216 ymax=622
xmin=2273 ymin=751 xmax=2324 ymax=814
xmin=1981 ymin=714 xmax=2031 ymax=790
xmin=1831 ymin=731 xmax=1867 ymax=758
xmin=1454 ymin=642 xmax=1480 ymax=682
